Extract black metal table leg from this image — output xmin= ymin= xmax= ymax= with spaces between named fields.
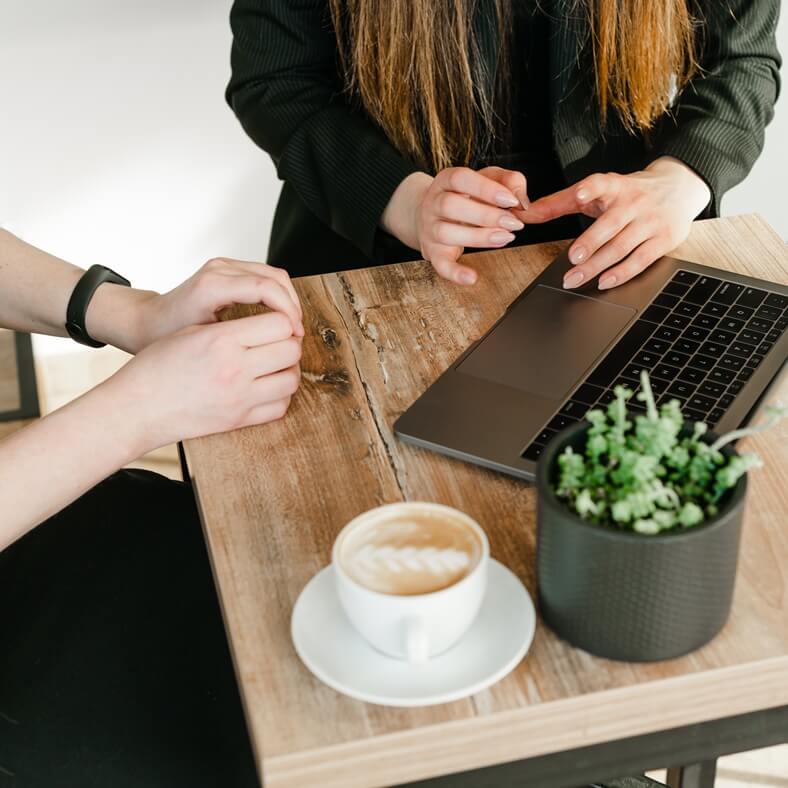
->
xmin=666 ymin=760 xmax=717 ymax=788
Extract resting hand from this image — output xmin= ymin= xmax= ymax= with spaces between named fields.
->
xmin=518 ymin=157 xmax=711 ymax=290
xmin=382 ymin=167 xmax=528 ymax=285
xmin=109 ymin=311 xmax=302 ymax=449
xmin=88 ymin=257 xmax=303 ymax=354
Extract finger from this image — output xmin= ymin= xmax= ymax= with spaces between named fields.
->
xmin=523 ymin=173 xmax=620 ymax=224
xmin=435 ymin=167 xmax=520 ymax=208
xmin=568 ymin=206 xmax=635 ymax=265
xmin=246 ymin=337 xmax=303 ymax=378
xmin=598 ymin=237 xmax=668 ymax=290
xmin=564 ymin=220 xmax=649 ymax=289
xmin=203 ymin=258 xmax=302 ymax=319
xmin=427 ymin=245 xmax=477 ymax=285
xmin=222 ymin=310 xmax=294 ymax=347
xmin=478 ymin=166 xmax=529 ymax=209
xmin=253 ymin=363 xmax=302 ymax=402
xmin=212 ymin=275 xmax=303 ymax=336
xmin=434 ymin=191 xmax=524 ymax=231
xmin=239 ymin=396 xmax=292 ymax=429
xmin=432 ymin=220 xmax=515 ymax=249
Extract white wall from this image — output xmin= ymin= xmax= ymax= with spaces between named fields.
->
xmin=1 ymin=0 xmax=785 ymax=358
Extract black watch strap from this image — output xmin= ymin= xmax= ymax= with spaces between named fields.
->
xmin=66 ymin=265 xmax=131 ymax=348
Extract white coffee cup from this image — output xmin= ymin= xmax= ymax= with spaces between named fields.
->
xmin=332 ymin=502 xmax=489 ymax=663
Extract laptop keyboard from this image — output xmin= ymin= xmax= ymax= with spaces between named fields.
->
xmin=522 ymin=270 xmax=788 ymax=462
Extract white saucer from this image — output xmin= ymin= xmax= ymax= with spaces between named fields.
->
xmin=291 ymin=559 xmax=536 ymax=707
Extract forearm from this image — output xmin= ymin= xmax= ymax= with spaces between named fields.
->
xmin=0 ymin=376 xmax=149 ymax=550
xmin=0 ymin=229 xmax=156 ymax=353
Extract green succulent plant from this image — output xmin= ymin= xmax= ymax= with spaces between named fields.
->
xmin=553 ymin=370 xmax=786 ymax=535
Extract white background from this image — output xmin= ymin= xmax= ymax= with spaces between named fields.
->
xmin=1 ymin=0 xmax=785 ymax=358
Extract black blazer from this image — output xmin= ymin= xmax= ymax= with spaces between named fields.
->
xmin=226 ymin=0 xmax=781 ymax=277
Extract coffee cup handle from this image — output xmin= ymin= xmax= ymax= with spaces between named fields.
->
xmin=405 ymin=617 xmax=429 ymax=664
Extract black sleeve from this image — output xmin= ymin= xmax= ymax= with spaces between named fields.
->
xmin=226 ymin=0 xmax=420 ymax=259
xmin=652 ymin=0 xmax=781 ymax=217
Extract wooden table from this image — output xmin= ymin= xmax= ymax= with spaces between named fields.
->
xmin=183 ymin=215 xmax=788 ymax=788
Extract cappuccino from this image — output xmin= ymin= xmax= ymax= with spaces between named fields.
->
xmin=339 ymin=508 xmax=483 ymax=596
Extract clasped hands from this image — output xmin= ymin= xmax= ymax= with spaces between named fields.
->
xmin=388 ymin=157 xmax=711 ymax=289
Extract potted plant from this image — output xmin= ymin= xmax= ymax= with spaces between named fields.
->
xmin=536 ymin=370 xmax=785 ymax=662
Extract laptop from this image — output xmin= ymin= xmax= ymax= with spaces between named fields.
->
xmin=394 ymin=249 xmax=788 ymax=480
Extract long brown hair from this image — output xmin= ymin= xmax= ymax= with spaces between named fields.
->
xmin=328 ymin=0 xmax=699 ymax=173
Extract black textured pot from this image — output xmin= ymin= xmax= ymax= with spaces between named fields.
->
xmin=536 ymin=420 xmax=747 ymax=662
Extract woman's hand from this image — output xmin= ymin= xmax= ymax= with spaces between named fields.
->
xmin=88 ymin=257 xmax=303 ymax=354
xmin=107 ymin=310 xmax=302 ymax=451
xmin=519 ymin=157 xmax=711 ymax=290
xmin=381 ymin=167 xmax=528 ymax=285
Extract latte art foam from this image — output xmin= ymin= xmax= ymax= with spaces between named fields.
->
xmin=339 ymin=511 xmax=482 ymax=595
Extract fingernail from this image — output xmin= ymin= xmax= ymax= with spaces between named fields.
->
xmin=570 ymin=245 xmax=586 ymax=264
xmin=599 ymin=276 xmax=617 ymax=290
xmin=576 ymin=188 xmax=590 ymax=202
xmin=495 ymin=192 xmax=519 ymax=208
xmin=490 ymin=231 xmax=515 ymax=245
xmin=564 ymin=270 xmax=584 ymax=289
xmin=498 ymin=215 xmax=524 ymax=231
xmin=458 ymin=270 xmax=476 ymax=285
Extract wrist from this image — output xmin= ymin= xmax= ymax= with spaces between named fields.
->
xmin=381 ymin=172 xmax=433 ymax=250
xmin=85 ymin=283 xmax=159 ymax=354
xmin=648 ymin=156 xmax=711 ymax=216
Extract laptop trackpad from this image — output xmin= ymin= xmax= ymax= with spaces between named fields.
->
xmin=457 ymin=285 xmax=636 ymax=401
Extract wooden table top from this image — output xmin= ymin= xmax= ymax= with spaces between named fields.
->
xmin=184 ymin=215 xmax=788 ymax=788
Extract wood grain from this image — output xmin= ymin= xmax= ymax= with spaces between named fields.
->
xmin=0 ymin=329 xmax=21 ymax=413
xmin=184 ymin=215 xmax=788 ymax=788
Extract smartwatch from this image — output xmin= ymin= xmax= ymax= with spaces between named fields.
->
xmin=65 ymin=264 xmax=131 ymax=348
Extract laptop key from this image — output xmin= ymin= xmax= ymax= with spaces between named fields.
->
xmin=766 ymin=329 xmax=781 ymax=343
xmin=727 ymin=304 xmax=755 ymax=321
xmin=654 ymin=292 xmax=680 ymax=309
xmin=659 ymin=393 xmax=686 ymax=407
xmin=736 ymin=287 xmax=768 ymax=309
xmin=701 ymin=301 xmax=727 ymax=318
xmin=548 ymin=414 xmax=578 ymax=432
xmin=682 ymin=325 xmax=710 ymax=343
xmin=586 ymin=319 xmax=655 ymax=387
xmin=755 ymin=305 xmax=782 ymax=321
xmin=712 ymin=281 xmax=744 ymax=305
xmin=536 ymin=428 xmax=558 ymax=445
xmin=664 ymin=350 xmax=691 ymax=367
xmin=737 ymin=367 xmax=754 ymax=382
xmin=664 ymin=281 xmax=691 ymax=297
xmin=699 ymin=381 xmax=725 ymax=399
xmin=687 ymin=393 xmax=717 ymax=412
xmin=642 ymin=304 xmax=671 ymax=324
xmin=664 ymin=313 xmax=691 ymax=330
xmin=522 ymin=443 xmax=545 ymax=462
xmin=747 ymin=317 xmax=773 ymax=333
xmin=708 ymin=328 xmax=736 ymax=345
xmin=709 ymin=407 xmax=726 ymax=424
xmin=718 ymin=317 xmax=745 ymax=334
xmin=718 ymin=393 xmax=735 ymax=409
xmin=597 ymin=390 xmax=617 ymax=406
xmin=688 ymin=354 xmax=715 ymax=371
xmin=668 ymin=380 xmax=696 ymax=399
xmin=633 ymin=350 xmax=662 ymax=368
xmin=719 ymin=354 xmax=745 ymax=371
xmin=674 ymin=301 xmax=700 ymax=317
xmin=765 ymin=293 xmax=788 ymax=310
xmin=699 ymin=342 xmax=726 ymax=358
xmin=678 ymin=366 xmax=706 ymax=385
xmin=643 ymin=337 xmax=671 ymax=354
xmin=708 ymin=367 xmax=735 ymax=385
xmin=777 ymin=316 xmax=788 ymax=331
xmin=692 ymin=313 xmax=719 ymax=330
xmin=652 ymin=363 xmax=681 ymax=381
xmin=673 ymin=338 xmax=700 ymax=355
xmin=686 ymin=276 xmax=723 ymax=305
xmin=728 ymin=341 xmax=756 ymax=358
xmin=672 ymin=270 xmax=699 ymax=285
xmin=653 ymin=325 xmax=682 ymax=343
xmin=740 ymin=329 xmax=765 ymax=345
xmin=560 ymin=400 xmax=589 ymax=418
xmin=727 ymin=380 xmax=744 ymax=395
xmin=757 ymin=341 xmax=774 ymax=355
xmin=684 ymin=407 xmax=708 ymax=423
xmin=572 ymin=383 xmax=606 ymax=405
xmin=748 ymin=353 xmax=765 ymax=369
